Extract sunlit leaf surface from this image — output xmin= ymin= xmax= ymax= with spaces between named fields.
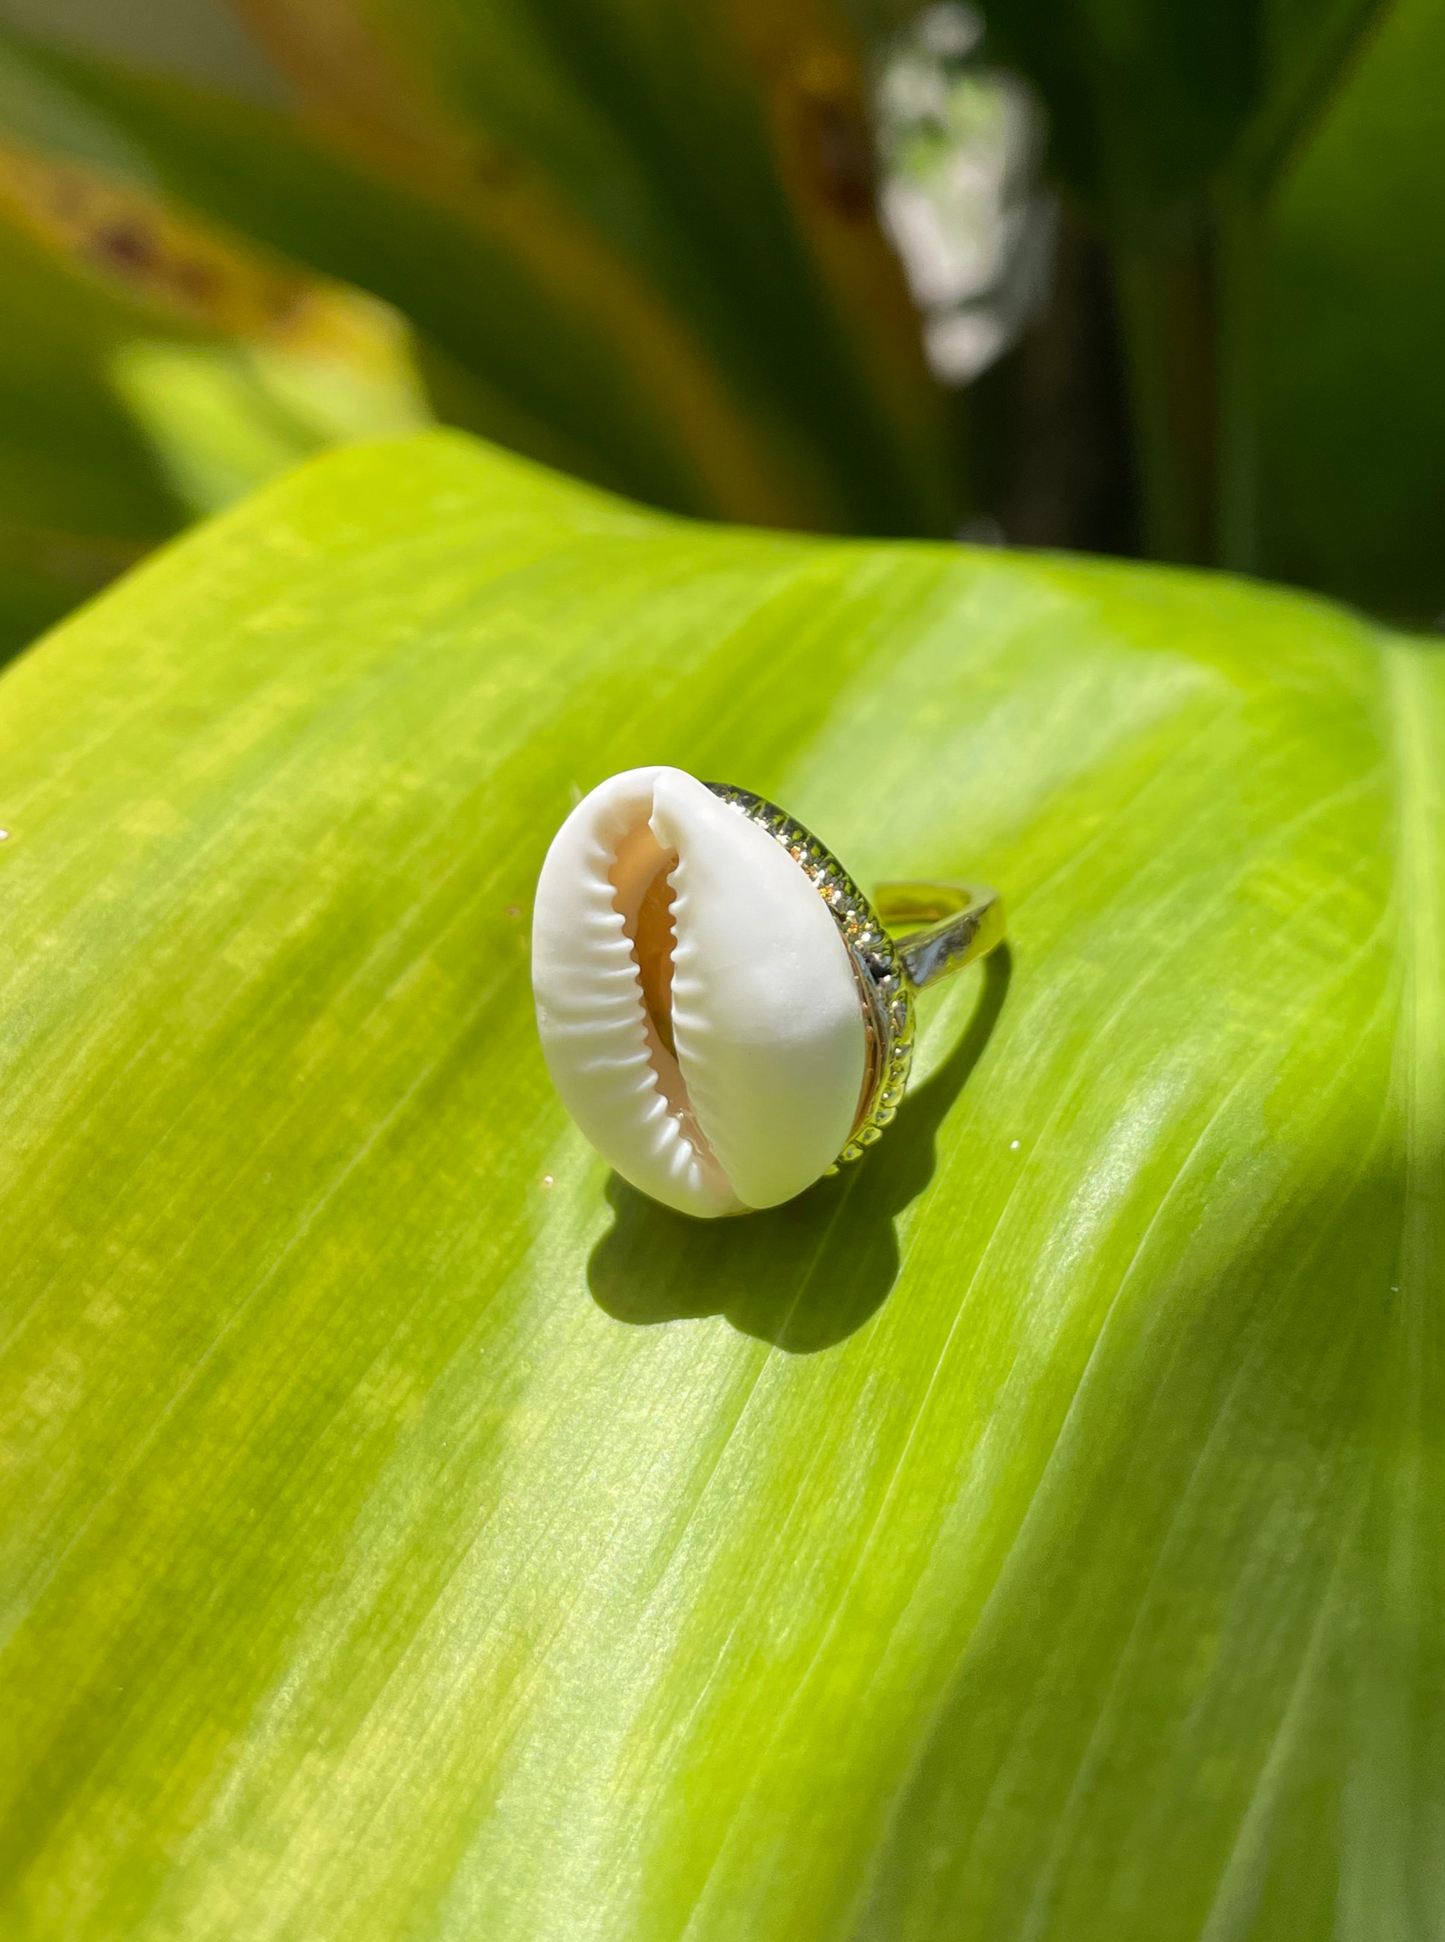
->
xmin=2 ymin=434 xmax=1442 ymax=1939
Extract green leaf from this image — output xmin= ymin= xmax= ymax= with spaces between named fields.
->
xmin=0 ymin=209 xmax=182 ymax=661
xmin=966 ymin=0 xmax=1398 ymax=584
xmin=1260 ymin=0 xmax=1445 ymax=623
xmin=1 ymin=15 xmax=959 ymax=537
xmin=2 ymin=432 xmax=1441 ymax=1938
xmin=0 ymin=128 xmax=432 ymax=661
xmin=975 ymin=0 xmax=1385 ymax=229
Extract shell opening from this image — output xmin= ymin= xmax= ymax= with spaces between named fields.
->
xmin=607 ymin=813 xmax=714 ymax=1167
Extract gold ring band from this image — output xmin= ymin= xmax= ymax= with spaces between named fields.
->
xmin=876 ymin=881 xmax=1007 ymax=991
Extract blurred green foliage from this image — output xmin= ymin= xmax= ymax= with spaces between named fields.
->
xmin=972 ymin=0 xmax=1445 ymax=620
xmin=1263 ymin=0 xmax=1445 ymax=620
xmin=0 ymin=213 xmax=175 ymax=652
xmin=0 ymin=85 xmax=433 ymax=659
xmin=0 ymin=0 xmax=1440 ymax=639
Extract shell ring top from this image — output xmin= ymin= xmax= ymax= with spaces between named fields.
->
xmin=531 ymin=766 xmax=1006 ymax=1219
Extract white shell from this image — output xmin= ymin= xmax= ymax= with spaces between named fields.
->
xmin=532 ymin=766 xmax=867 ymax=1217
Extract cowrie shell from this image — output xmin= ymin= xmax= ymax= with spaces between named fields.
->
xmin=532 ymin=766 xmax=867 ymax=1217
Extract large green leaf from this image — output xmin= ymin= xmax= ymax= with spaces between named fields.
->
xmin=2 ymin=432 xmax=1441 ymax=1938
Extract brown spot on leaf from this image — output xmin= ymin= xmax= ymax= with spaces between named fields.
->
xmin=799 ymin=93 xmax=876 ymax=222
xmin=89 ymin=220 xmax=157 ymax=278
xmin=169 ymin=255 xmax=222 ymax=305
xmin=470 ymin=138 xmax=520 ymax=193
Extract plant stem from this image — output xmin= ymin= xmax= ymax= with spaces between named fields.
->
xmin=1214 ymin=181 xmax=1265 ymax=575
xmin=971 ymin=202 xmax=1137 ymax=555
xmin=1110 ymin=228 xmax=1217 ymax=566
xmin=1211 ymin=0 xmax=1387 ymax=580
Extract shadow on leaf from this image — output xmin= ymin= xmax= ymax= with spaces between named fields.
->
xmin=589 ymin=946 xmax=1012 ymax=1353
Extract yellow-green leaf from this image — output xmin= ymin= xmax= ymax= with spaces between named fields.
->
xmin=1 ymin=433 xmax=1440 ymax=1939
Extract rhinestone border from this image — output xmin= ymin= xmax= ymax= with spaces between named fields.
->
xmin=705 ymin=783 xmax=915 ymax=1168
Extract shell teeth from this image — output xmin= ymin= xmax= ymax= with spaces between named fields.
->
xmin=531 ymin=765 xmax=869 ymax=1218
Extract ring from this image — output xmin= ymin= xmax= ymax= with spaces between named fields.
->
xmin=531 ymin=766 xmax=1006 ymax=1219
